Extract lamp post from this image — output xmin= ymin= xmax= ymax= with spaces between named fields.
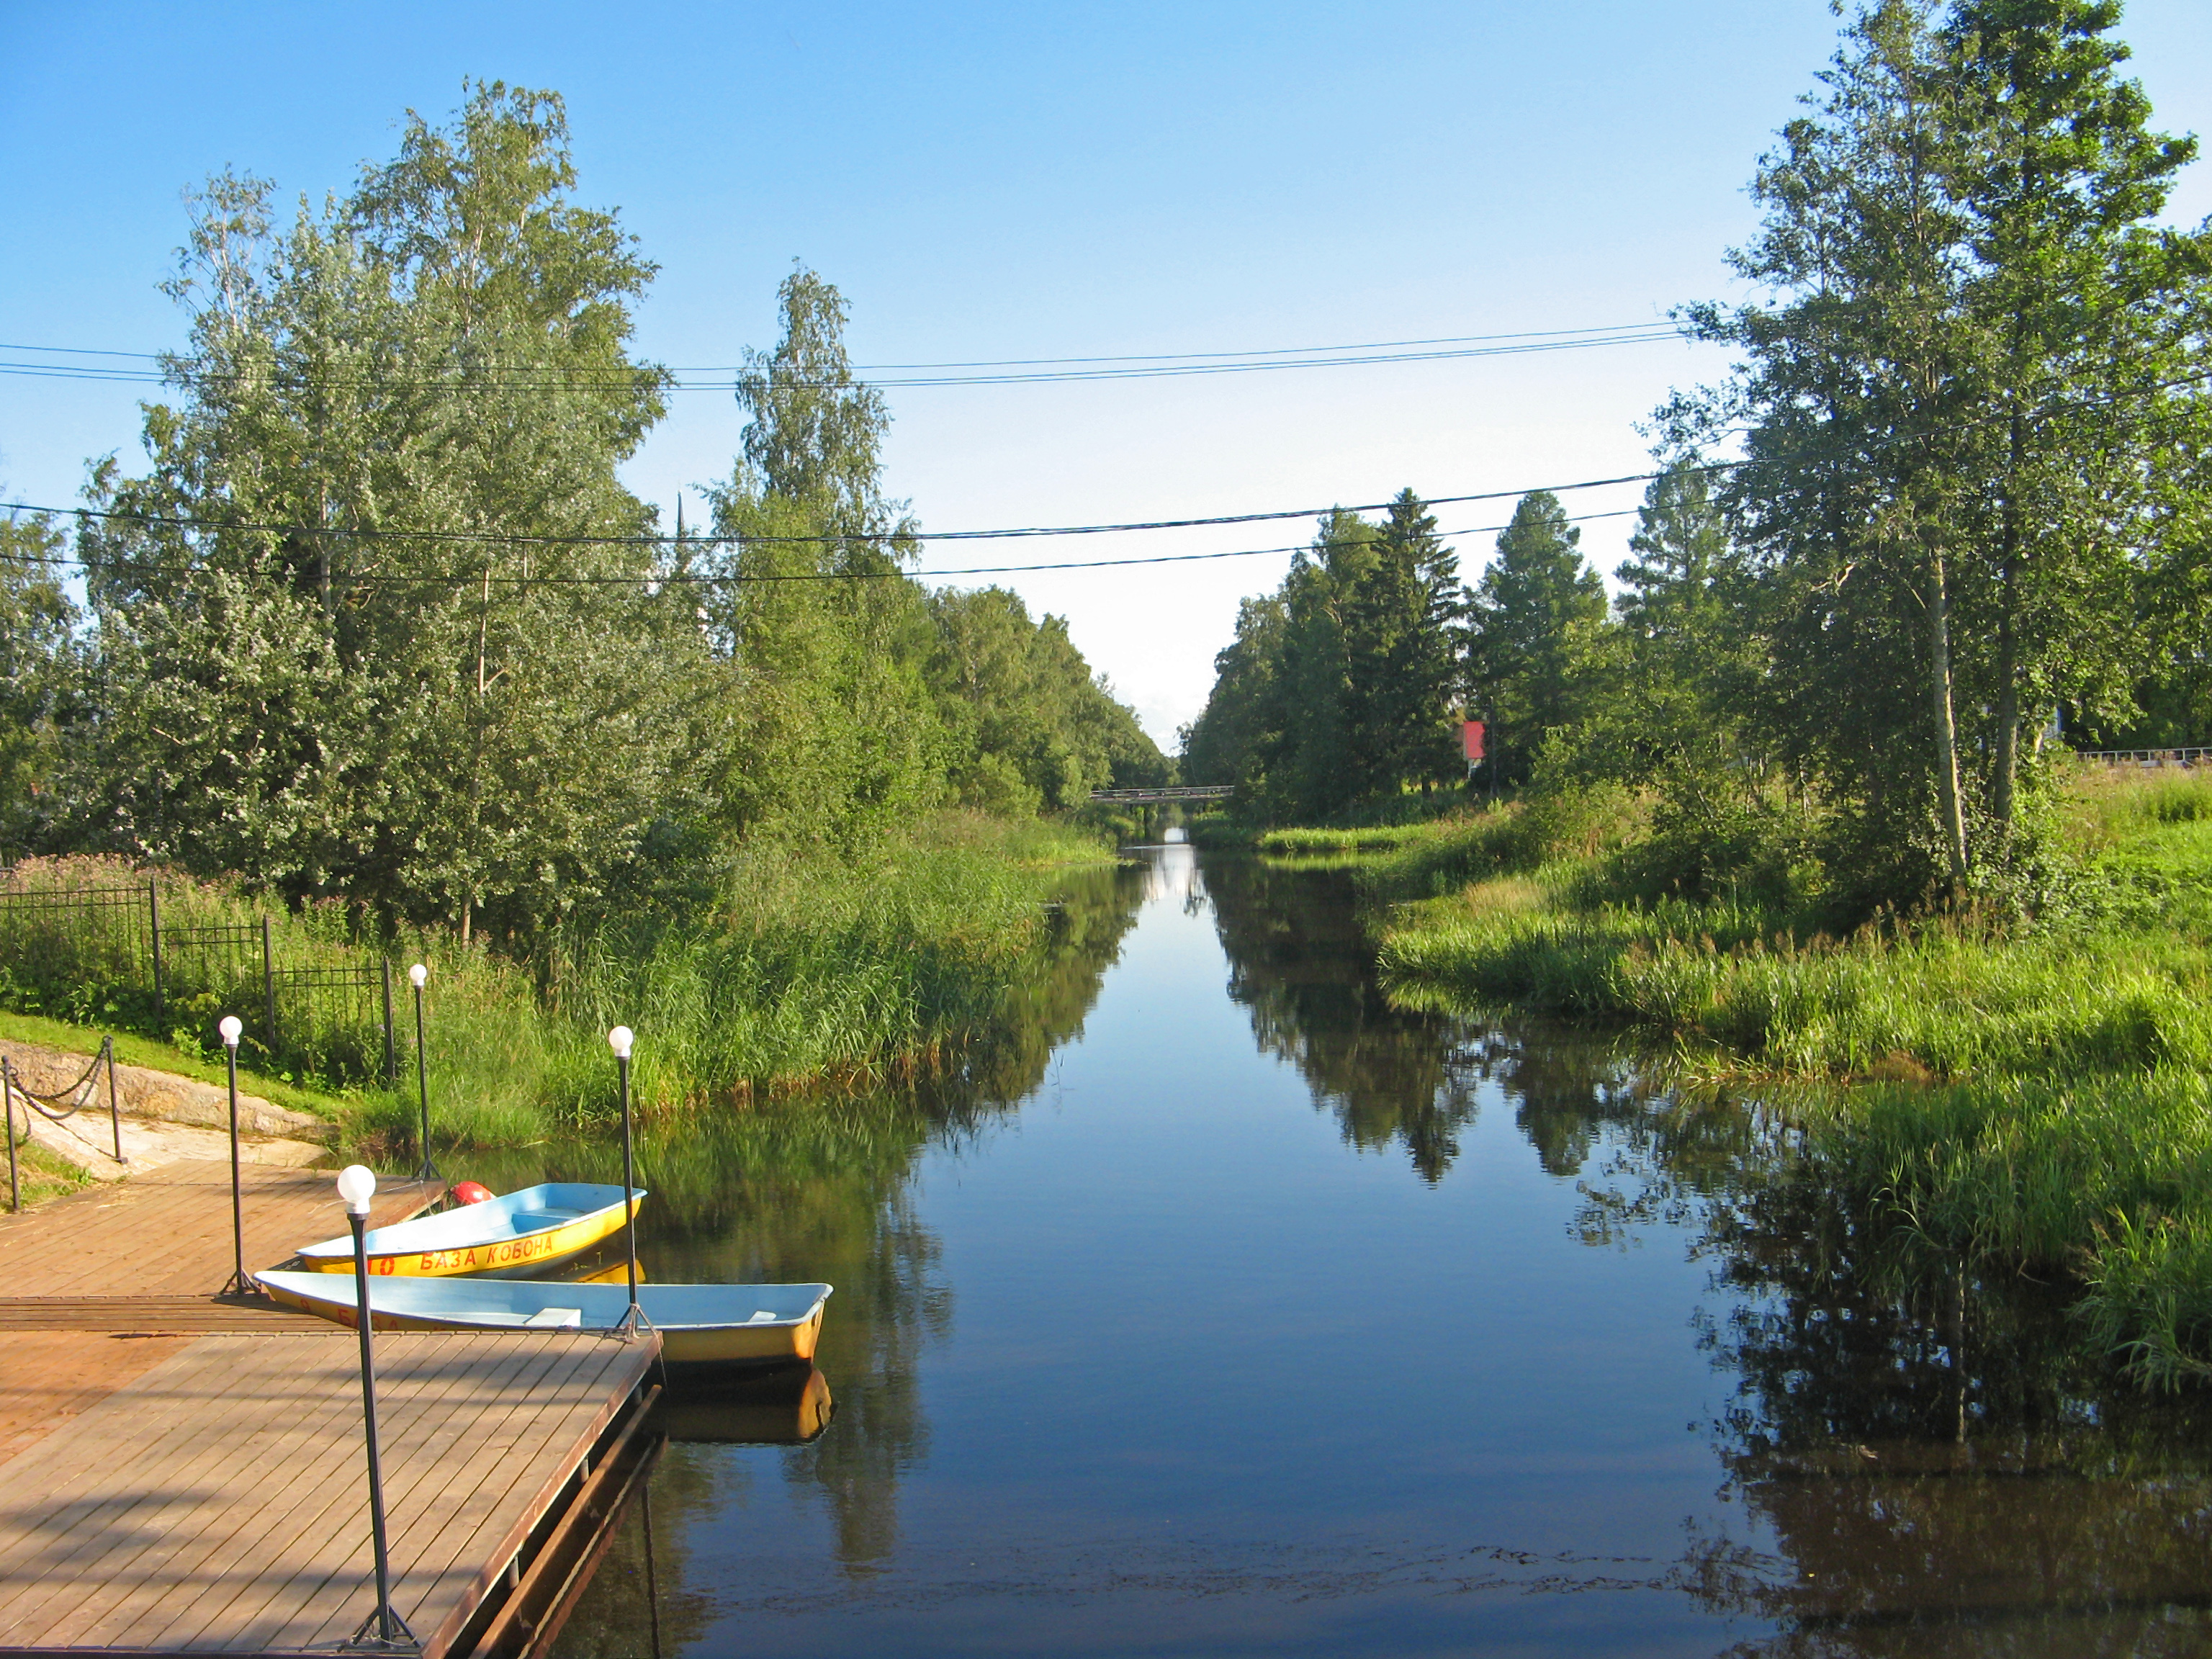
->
xmin=608 ymin=1025 xmax=642 ymax=1336
xmin=338 ymin=1164 xmax=418 ymax=1653
xmin=4 ymin=1056 xmax=19 ymax=1215
xmin=220 ymin=1016 xmax=252 ymax=1296
xmin=408 ymin=964 xmax=436 ymax=1184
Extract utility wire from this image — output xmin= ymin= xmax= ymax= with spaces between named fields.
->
xmin=0 ymin=329 xmax=1687 ymax=392
xmin=0 ymin=468 xmax=1665 ymax=549
xmin=6 ymin=356 xmax=2200 ymax=575
xmin=0 ymin=509 xmax=1643 ymax=588
xmin=0 ymin=323 xmax=1672 ymax=382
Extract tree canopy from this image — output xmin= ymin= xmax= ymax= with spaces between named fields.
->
xmin=1187 ymin=1 xmax=2208 ymax=917
xmin=31 ymin=85 xmax=1163 ymax=947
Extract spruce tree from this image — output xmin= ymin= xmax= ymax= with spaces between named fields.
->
xmin=1466 ymin=492 xmax=1607 ymax=783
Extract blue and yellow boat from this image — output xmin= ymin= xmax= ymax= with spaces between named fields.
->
xmin=294 ymin=1182 xmax=644 ymax=1279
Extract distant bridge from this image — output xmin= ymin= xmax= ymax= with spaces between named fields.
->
xmin=1087 ymin=786 xmax=1236 ymax=804
xmin=2072 ymin=747 xmax=2210 ymax=768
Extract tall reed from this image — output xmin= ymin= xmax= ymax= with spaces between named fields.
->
xmin=0 ymin=814 xmax=1115 ymax=1152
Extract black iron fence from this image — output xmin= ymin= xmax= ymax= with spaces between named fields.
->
xmin=0 ymin=874 xmax=397 ymax=1088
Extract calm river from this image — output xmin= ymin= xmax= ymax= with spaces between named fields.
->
xmin=536 ymin=839 xmax=2212 ymax=1657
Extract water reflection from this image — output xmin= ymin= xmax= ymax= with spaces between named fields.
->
xmin=1676 ymin=1173 xmax=2212 ymax=1654
xmin=544 ymin=848 xmax=2212 ymax=1657
xmin=1203 ymin=858 xmax=1485 ymax=1181
xmin=658 ymin=1368 xmax=835 ymax=1446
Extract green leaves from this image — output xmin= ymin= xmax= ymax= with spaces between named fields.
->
xmin=70 ymin=84 xmax=695 ymax=944
xmin=1183 ymin=495 xmax=1467 ymax=818
xmin=0 ymin=507 xmax=78 ymax=852
xmin=702 ymin=266 xmax=1166 ymax=845
xmin=1676 ymin=0 xmax=2210 ymax=905
xmin=1465 ymin=491 xmax=1607 ymax=786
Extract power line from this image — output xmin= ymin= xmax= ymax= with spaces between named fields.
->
xmin=0 ymin=320 xmax=1684 ymax=379
xmin=0 ymin=508 xmax=1645 ymax=588
xmin=7 ymin=353 xmax=2199 ymax=575
xmin=0 ymin=325 xmax=1689 ymax=393
xmin=0 ymin=468 xmax=1664 ymax=551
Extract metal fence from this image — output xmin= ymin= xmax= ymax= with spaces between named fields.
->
xmin=0 ymin=875 xmax=397 ymax=1087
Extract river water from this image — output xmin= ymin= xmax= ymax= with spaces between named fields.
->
xmin=542 ymin=840 xmax=2212 ymax=1657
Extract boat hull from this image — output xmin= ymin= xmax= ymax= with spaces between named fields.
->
xmin=295 ymin=1184 xmax=643 ymax=1280
xmin=256 ymin=1269 xmax=830 ymax=1374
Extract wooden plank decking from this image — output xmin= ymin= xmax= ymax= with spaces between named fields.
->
xmin=0 ymin=1330 xmax=659 ymax=1657
xmin=0 ymin=1332 xmax=193 ymax=1469
xmin=0 ymin=1160 xmax=441 ymax=1298
xmin=0 ymin=1161 xmax=446 ymax=1467
xmin=0 ymin=1160 xmax=659 ymax=1656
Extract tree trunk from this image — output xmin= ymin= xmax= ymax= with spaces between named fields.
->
xmin=1926 ymin=547 xmax=1971 ymax=900
xmin=1994 ymin=577 xmax=2019 ymax=829
xmin=1992 ymin=413 xmax=2024 ymax=830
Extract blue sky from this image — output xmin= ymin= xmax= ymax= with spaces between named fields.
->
xmin=5 ymin=1 xmax=2209 ymax=742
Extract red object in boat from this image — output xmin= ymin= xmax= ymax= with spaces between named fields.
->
xmin=452 ymin=1180 xmax=495 ymax=1205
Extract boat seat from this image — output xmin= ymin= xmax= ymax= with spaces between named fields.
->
xmin=523 ymin=1307 xmax=584 ymax=1328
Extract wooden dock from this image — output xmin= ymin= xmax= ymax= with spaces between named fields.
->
xmin=0 ymin=1161 xmax=663 ymax=1657
xmin=0 ymin=1159 xmax=442 ymax=1300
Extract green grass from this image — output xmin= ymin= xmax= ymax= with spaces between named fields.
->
xmin=1350 ymin=765 xmax=2212 ymax=1385
xmin=1381 ymin=898 xmax=2212 ymax=1081
xmin=0 ymin=1009 xmax=354 ymax=1121
xmin=3 ymin=1136 xmax=90 ymax=1211
xmin=0 ymin=812 xmax=1123 ymax=1163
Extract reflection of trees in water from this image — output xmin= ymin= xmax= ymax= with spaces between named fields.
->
xmin=547 ymin=857 xmax=1147 ymax=1647
xmin=1203 ymin=857 xmax=1484 ymax=1182
xmin=1521 ymin=1071 xmax=2212 ymax=1655
xmin=946 ymin=860 xmax=1152 ymax=1109
xmin=1200 ymin=858 xmax=1735 ymax=1193
xmin=1674 ymin=1173 xmax=2212 ymax=1657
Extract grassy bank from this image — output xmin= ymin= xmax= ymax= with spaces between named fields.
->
xmin=0 ymin=812 xmax=1118 ymax=1159
xmin=3 ymin=1136 xmax=89 ymax=1210
xmin=1373 ymin=772 xmax=2212 ymax=1082
xmin=1263 ymin=768 xmax=2212 ymax=1382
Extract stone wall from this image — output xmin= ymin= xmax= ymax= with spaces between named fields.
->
xmin=0 ymin=1038 xmax=334 ymax=1144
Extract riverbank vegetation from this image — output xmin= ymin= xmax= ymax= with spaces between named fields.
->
xmin=0 ymin=84 xmax=1164 ymax=1136
xmin=1259 ymin=760 xmax=2212 ymax=1382
xmin=0 ymin=814 xmax=1115 ymax=1156
xmin=1184 ymin=0 xmax=2212 ymax=1383
xmin=3 ymin=1137 xmax=89 ymax=1209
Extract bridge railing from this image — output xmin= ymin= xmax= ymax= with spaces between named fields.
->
xmin=2070 ymin=747 xmax=2211 ymax=768
xmin=1087 ymin=786 xmax=1236 ymax=803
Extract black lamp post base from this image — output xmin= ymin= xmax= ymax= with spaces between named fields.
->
xmin=343 ymin=1605 xmax=421 ymax=1653
xmin=415 ymin=1160 xmax=441 ymax=1184
xmin=219 ymin=1271 xmax=261 ymax=1299
xmin=611 ymin=1300 xmax=652 ymax=1342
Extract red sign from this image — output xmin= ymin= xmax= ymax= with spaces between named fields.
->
xmin=1462 ymin=720 xmax=1485 ymax=762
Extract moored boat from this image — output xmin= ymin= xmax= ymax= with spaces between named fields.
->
xmin=294 ymin=1182 xmax=644 ymax=1279
xmin=256 ymin=1268 xmax=832 ymax=1371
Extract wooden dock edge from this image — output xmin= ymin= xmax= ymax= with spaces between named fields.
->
xmin=0 ymin=1331 xmax=662 ymax=1659
xmin=456 ymin=1383 xmax=665 ymax=1659
xmin=434 ymin=1335 xmax=663 ymax=1659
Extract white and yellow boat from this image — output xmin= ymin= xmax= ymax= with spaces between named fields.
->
xmin=256 ymin=1268 xmax=832 ymax=1372
xmin=295 ymin=1182 xmax=644 ymax=1279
